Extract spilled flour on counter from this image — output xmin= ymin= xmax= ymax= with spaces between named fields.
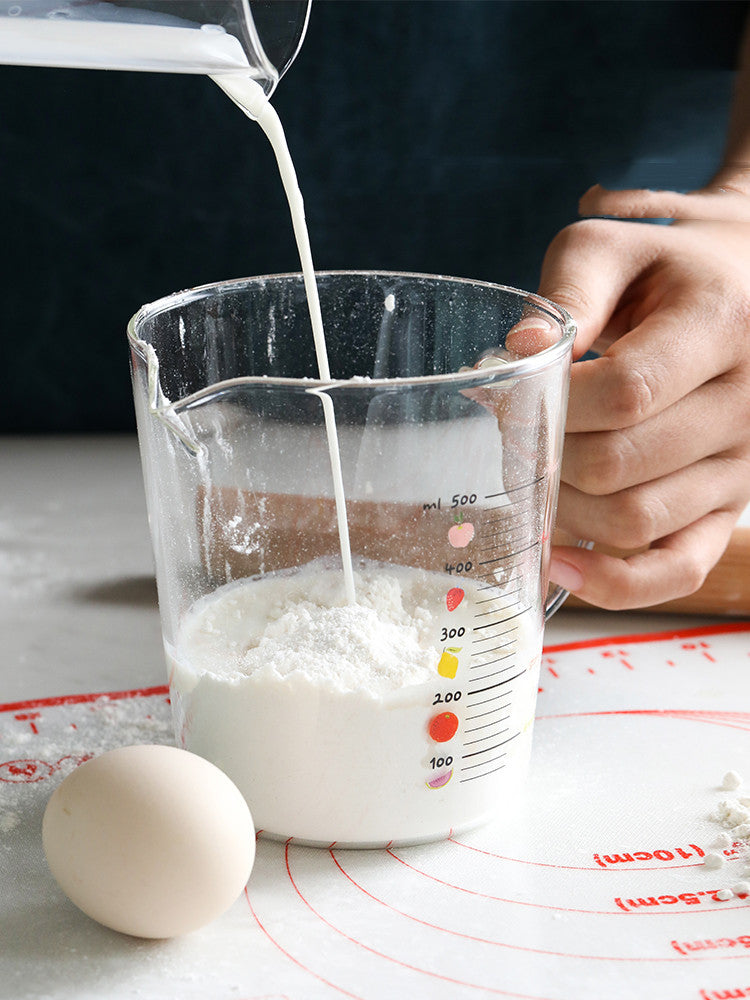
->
xmin=0 ymin=695 xmax=173 ymax=845
xmin=0 ymin=810 xmax=21 ymax=835
xmin=702 ymin=769 xmax=750 ymax=900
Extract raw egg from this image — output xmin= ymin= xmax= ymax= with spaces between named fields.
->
xmin=42 ymin=744 xmax=255 ymax=938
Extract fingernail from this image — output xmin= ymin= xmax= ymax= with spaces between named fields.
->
xmin=510 ymin=317 xmax=554 ymax=333
xmin=549 ymin=557 xmax=584 ymax=593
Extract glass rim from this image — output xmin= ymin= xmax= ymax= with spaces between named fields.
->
xmin=127 ymin=270 xmax=577 ymax=404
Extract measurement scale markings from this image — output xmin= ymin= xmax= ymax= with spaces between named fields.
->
xmin=473 ymin=602 xmax=522 ymax=619
xmin=469 ymin=667 xmax=512 ymax=684
xmin=468 ymin=669 xmax=526 ymax=696
xmin=480 ymin=516 xmax=532 ymax=535
xmin=479 ymin=537 xmax=533 ymax=556
xmin=484 ymin=498 xmax=533 ymax=512
xmin=465 ymin=711 xmax=508 ymax=727
xmin=471 ymin=607 xmax=531 ymax=634
xmin=483 ymin=504 xmax=542 ymax=519
xmin=470 ymin=634 xmax=515 ymax=655
xmin=462 ymin=730 xmax=520 ymax=761
xmin=465 ymin=699 xmax=511 ymax=721
xmin=486 ymin=509 xmax=532 ymax=526
xmin=475 ymin=568 xmax=529 ymax=586
xmin=471 ymin=609 xmax=530 ymax=635
xmin=470 ymin=661 xmax=519 ymax=681
xmin=463 ymin=734 xmax=508 ymax=750
xmin=472 ymin=630 xmax=516 ymax=642
xmin=465 ymin=694 xmax=505 ymax=713
xmin=464 ymin=712 xmax=511 ymax=733
xmin=478 ymin=538 xmax=531 ymax=555
xmin=460 ymin=762 xmax=507 ymax=782
xmin=471 ymin=648 xmax=514 ymax=661
xmin=484 ymin=476 xmax=545 ymax=500
xmin=486 ymin=495 xmax=534 ymax=510
xmin=472 ymin=631 xmax=515 ymax=646
xmin=485 ymin=487 xmax=535 ymax=503
xmin=462 ymin=719 xmax=511 ymax=745
xmin=461 ymin=751 xmax=510 ymax=772
xmin=485 ymin=507 xmax=534 ymax=527
xmin=469 ymin=653 xmax=515 ymax=670
xmin=475 ymin=568 xmax=518 ymax=582
xmin=478 ymin=541 xmax=540 ymax=566
xmin=476 ymin=581 xmax=521 ymax=596
xmin=474 ymin=597 xmax=518 ymax=607
xmin=483 ymin=527 xmax=532 ymax=545
xmin=475 ymin=587 xmax=523 ymax=604
xmin=481 ymin=518 xmax=533 ymax=537
xmin=471 ymin=626 xmax=525 ymax=645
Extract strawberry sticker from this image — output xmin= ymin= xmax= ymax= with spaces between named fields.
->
xmin=446 ymin=587 xmax=464 ymax=612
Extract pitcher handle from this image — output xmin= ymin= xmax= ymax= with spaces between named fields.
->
xmin=544 ymin=539 xmax=594 ymax=621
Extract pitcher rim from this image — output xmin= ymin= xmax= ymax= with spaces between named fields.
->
xmin=127 ymin=270 xmax=577 ymax=405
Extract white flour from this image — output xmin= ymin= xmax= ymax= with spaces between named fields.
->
xmin=168 ymin=560 xmax=541 ymax=846
xmin=175 ymin=561 xmax=439 ymax=693
xmin=704 ymin=770 xmax=750 ymax=900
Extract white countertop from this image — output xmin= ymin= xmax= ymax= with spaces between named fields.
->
xmin=0 ymin=436 xmax=163 ymax=703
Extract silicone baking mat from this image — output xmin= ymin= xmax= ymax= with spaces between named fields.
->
xmin=2 ymin=621 xmax=750 ymax=1000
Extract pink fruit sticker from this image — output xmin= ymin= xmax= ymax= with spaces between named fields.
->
xmin=448 ymin=521 xmax=474 ymax=549
xmin=426 ymin=769 xmax=453 ymax=789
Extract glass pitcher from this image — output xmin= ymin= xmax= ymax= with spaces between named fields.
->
xmin=128 ymin=270 xmax=578 ymax=847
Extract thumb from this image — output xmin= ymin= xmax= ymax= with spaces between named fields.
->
xmin=537 ymin=219 xmax=655 ymax=358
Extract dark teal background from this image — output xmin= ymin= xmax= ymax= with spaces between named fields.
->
xmin=0 ymin=0 xmax=745 ymax=431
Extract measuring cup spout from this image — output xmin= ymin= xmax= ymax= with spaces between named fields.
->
xmin=127 ymin=333 xmax=202 ymax=455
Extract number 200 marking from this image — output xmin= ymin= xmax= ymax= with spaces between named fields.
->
xmin=433 ymin=691 xmax=462 ymax=705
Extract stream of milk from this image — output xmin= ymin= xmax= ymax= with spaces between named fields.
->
xmin=211 ymin=72 xmax=356 ymax=604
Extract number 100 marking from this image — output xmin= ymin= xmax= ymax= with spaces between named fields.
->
xmin=430 ymin=756 xmax=453 ymax=768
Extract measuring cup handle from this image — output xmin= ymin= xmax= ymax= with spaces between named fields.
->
xmin=544 ymin=583 xmax=569 ymax=621
xmin=544 ymin=539 xmax=593 ymax=620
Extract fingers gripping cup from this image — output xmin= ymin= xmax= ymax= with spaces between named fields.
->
xmin=128 ymin=272 xmax=576 ymax=847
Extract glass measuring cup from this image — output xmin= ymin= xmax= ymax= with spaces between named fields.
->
xmin=0 ymin=1 xmax=310 ymax=93
xmin=128 ymin=271 xmax=576 ymax=847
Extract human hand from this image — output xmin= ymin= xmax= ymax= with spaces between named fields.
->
xmin=542 ymin=189 xmax=750 ymax=609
